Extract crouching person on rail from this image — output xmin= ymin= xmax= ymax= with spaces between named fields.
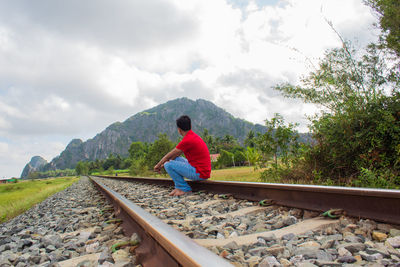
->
xmin=153 ymin=115 xmax=211 ymax=196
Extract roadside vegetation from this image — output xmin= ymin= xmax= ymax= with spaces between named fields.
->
xmin=0 ymin=177 xmax=79 ymax=223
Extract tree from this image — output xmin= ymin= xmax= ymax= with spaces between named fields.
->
xmin=257 ymin=114 xmax=300 ymax=170
xmin=275 ymin=42 xmax=398 ymax=115
xmin=244 ymin=130 xmax=256 ymax=148
xmin=201 ymin=128 xmax=216 ymax=153
xmin=365 ymin=0 xmax=400 ymax=57
xmin=216 ymin=150 xmax=234 ymax=168
xmin=246 ymin=146 xmax=261 ymax=168
xmin=145 ymin=133 xmax=175 ymax=169
xmin=103 ymin=154 xmax=122 ymax=170
xmin=234 ymin=150 xmax=246 ymax=166
xmin=129 ymin=141 xmax=148 ymax=161
xmin=218 ymin=134 xmax=237 ymax=152
xmin=274 ymin=39 xmax=400 ymax=184
xmin=76 ymin=161 xmax=89 ymax=175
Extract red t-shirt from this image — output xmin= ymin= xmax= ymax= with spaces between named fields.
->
xmin=176 ymin=130 xmax=211 ymax=179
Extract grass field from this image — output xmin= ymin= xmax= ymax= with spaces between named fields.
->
xmin=0 ymin=177 xmax=80 ymax=223
xmin=210 ymin=166 xmax=264 ymax=182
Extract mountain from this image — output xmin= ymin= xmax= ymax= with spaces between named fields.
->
xmin=20 ymin=156 xmax=48 ymax=178
xmin=21 ymin=97 xmax=293 ymax=176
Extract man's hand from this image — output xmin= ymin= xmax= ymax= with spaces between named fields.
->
xmin=154 ymin=164 xmax=162 ymax=173
xmin=153 ymin=148 xmax=182 ymax=173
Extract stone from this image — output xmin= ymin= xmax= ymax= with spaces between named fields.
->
xmin=216 ymin=233 xmax=225 ymax=239
xmin=256 ymin=237 xmax=267 ymax=245
xmin=29 ymin=255 xmax=41 ymax=264
xmin=344 ymin=234 xmax=363 ymax=243
xmin=86 ymin=242 xmax=100 ymax=253
xmin=97 ymin=235 xmax=110 ymax=243
xmin=339 ymin=217 xmax=352 ymax=227
xmin=294 ymin=247 xmax=319 ymax=259
xmin=372 ymin=231 xmax=387 ymax=242
xmin=325 ymin=234 xmax=343 ymax=241
xmin=298 ymin=241 xmax=321 ymax=249
xmin=354 ymin=229 xmax=367 ymax=236
xmin=314 ymin=260 xmax=341 ymax=266
xmin=246 ymin=256 xmax=262 ymax=267
xmin=354 ymin=255 xmax=362 ymax=262
xmin=248 ymin=247 xmax=267 ymax=256
xmin=365 ymin=247 xmax=390 ymax=258
xmin=265 ymin=246 xmax=285 ymax=257
xmin=359 ymin=219 xmax=376 ymax=232
xmin=76 ymin=259 xmax=95 ymax=267
xmin=229 ymin=231 xmax=239 ymax=238
xmin=237 ymin=223 xmax=247 ymax=230
xmin=46 ymin=245 xmax=56 ymax=252
xmin=224 ymin=241 xmax=239 ymax=250
xmin=337 ymin=255 xmax=357 ymax=263
xmin=113 ymin=227 xmax=124 ymax=235
xmin=112 ymin=249 xmax=130 ymax=263
xmin=316 ymin=250 xmax=333 ymax=261
xmin=389 ymin=229 xmax=400 ymax=237
xmin=386 ymin=236 xmax=400 ymax=248
xmin=41 ymin=235 xmax=62 ymax=248
xmin=339 ymin=242 xmax=366 ymax=253
xmin=298 ymin=262 xmax=318 ymax=267
xmin=338 ymin=247 xmax=352 ymax=257
xmin=18 ymin=240 xmax=33 ymax=250
xmin=259 ymin=256 xmax=280 ymax=267
xmin=3 ymin=252 xmax=17 ymax=263
xmin=359 ymin=251 xmax=383 ymax=261
xmin=289 ymin=255 xmax=303 ymax=265
xmin=0 ymin=257 xmax=11 ymax=267
xmin=283 ymin=216 xmax=297 ymax=226
xmin=280 ymin=258 xmax=291 ymax=267
xmin=103 ymin=225 xmax=117 ymax=232
xmin=377 ymin=223 xmax=392 ymax=233
xmin=113 ymin=261 xmax=133 ymax=267
xmin=364 ymin=240 xmax=375 ymax=248
xmin=282 ymin=233 xmax=295 ymax=241
xmin=272 ymin=221 xmax=284 ymax=229
xmin=258 ymin=234 xmax=276 ymax=242
xmin=321 ymin=239 xmax=335 ymax=249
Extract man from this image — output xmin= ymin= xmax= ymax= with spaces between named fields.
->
xmin=154 ymin=115 xmax=211 ymax=196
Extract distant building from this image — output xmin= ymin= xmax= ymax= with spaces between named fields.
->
xmin=210 ymin=154 xmax=220 ymax=162
xmin=0 ymin=177 xmax=19 ymax=184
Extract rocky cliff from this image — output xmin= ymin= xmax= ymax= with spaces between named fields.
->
xmin=20 ymin=156 xmax=48 ymax=178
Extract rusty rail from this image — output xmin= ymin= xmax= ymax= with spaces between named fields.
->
xmin=97 ymin=175 xmax=400 ymax=225
xmin=90 ymin=176 xmax=233 ymax=267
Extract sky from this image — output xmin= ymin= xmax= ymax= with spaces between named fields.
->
xmin=0 ymin=0 xmax=378 ymax=178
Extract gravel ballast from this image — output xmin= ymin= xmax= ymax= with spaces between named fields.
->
xmin=0 ymin=177 xmax=139 ymax=267
xmin=94 ymin=177 xmax=400 ymax=267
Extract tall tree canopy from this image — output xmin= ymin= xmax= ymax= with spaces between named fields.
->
xmin=365 ymin=0 xmax=400 ymax=57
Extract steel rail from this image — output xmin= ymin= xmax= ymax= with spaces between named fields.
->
xmin=90 ymin=176 xmax=233 ymax=267
xmin=97 ymin=175 xmax=400 ymax=225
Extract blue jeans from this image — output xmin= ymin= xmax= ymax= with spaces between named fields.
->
xmin=164 ymin=157 xmax=203 ymax=192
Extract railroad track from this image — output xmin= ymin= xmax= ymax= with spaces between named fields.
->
xmin=90 ymin=175 xmax=400 ymax=267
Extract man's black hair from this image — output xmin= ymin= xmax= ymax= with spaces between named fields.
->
xmin=176 ymin=115 xmax=191 ymax=131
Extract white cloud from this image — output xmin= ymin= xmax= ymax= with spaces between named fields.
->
xmin=0 ymin=0 xmax=378 ymax=177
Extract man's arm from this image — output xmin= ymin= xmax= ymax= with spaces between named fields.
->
xmin=154 ymin=148 xmax=183 ymax=172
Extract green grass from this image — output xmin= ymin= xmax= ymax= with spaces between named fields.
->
xmin=0 ymin=177 xmax=80 ymax=223
xmin=210 ymin=166 xmax=264 ymax=182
